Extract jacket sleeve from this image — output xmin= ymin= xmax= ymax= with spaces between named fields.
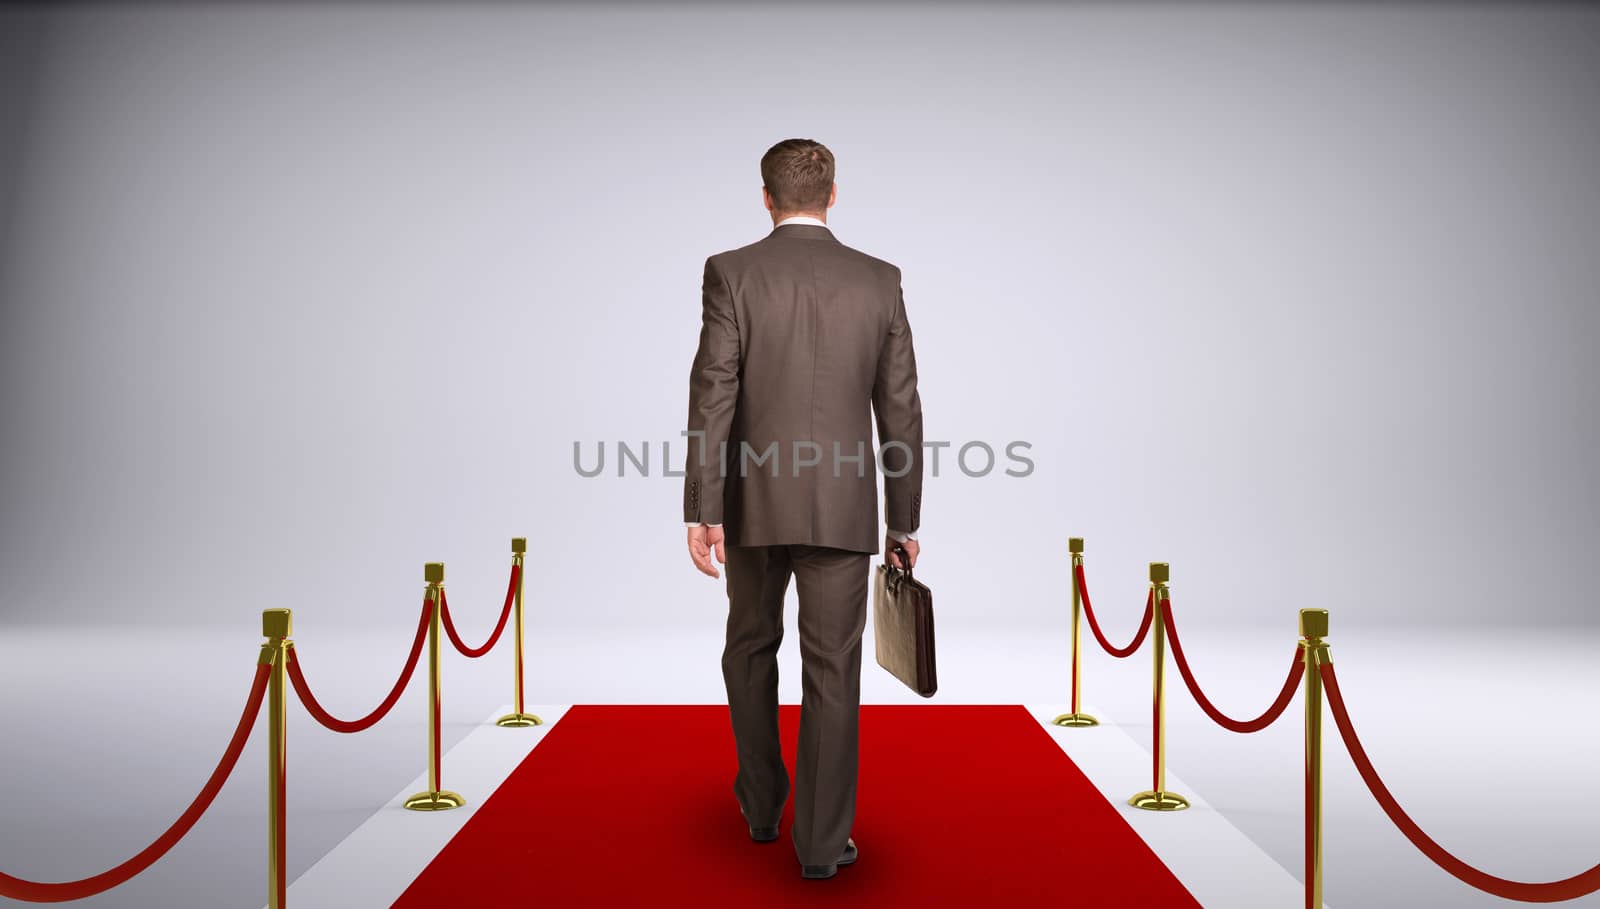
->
xmin=683 ymin=255 xmax=740 ymax=524
xmin=871 ymin=272 xmax=924 ymax=535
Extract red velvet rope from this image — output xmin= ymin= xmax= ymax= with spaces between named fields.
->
xmin=1160 ymin=598 xmax=1303 ymax=733
xmin=1076 ymin=563 xmax=1153 ymax=658
xmin=0 ymin=662 xmax=271 ymax=903
xmin=287 ymin=594 xmax=432 ymax=733
xmin=1321 ymin=662 xmax=1600 ymax=902
xmin=438 ymin=564 xmax=519 ymax=659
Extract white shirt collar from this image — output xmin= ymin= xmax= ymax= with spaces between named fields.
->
xmin=775 ymin=214 xmax=829 ymax=228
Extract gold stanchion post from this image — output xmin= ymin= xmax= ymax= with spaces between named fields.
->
xmin=1301 ymin=608 xmax=1329 ymax=909
xmin=497 ymin=537 xmax=542 ymax=728
xmin=1053 ymin=536 xmax=1098 ymax=727
xmin=405 ymin=562 xmax=465 ymax=811
xmin=1130 ymin=561 xmax=1189 ymax=811
xmin=259 ymin=609 xmax=290 ymax=909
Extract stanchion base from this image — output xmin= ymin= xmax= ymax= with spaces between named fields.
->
xmin=1052 ymin=712 xmax=1099 ymax=728
xmin=404 ymin=790 xmax=466 ymax=812
xmin=496 ymin=712 xmax=544 ymax=728
xmin=1128 ymin=790 xmax=1190 ymax=812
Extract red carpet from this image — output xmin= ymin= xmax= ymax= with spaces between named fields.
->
xmin=395 ymin=705 xmax=1201 ymax=908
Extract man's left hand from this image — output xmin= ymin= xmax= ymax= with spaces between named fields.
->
xmin=887 ymin=536 xmax=920 ymax=570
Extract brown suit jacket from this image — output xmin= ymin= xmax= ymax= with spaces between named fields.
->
xmin=683 ymin=222 xmax=923 ymax=555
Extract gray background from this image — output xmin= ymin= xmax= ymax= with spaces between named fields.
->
xmin=2 ymin=1 xmax=1596 ymax=636
xmin=1 ymin=3 xmax=1598 ymax=908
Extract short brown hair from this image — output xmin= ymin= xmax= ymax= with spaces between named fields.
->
xmin=761 ymin=138 xmax=834 ymax=214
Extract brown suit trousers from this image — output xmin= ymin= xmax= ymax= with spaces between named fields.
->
xmin=722 ymin=543 xmax=868 ymax=866
xmin=684 ymin=222 xmax=924 ymax=866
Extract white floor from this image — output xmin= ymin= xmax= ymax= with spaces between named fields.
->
xmin=1 ymin=617 xmax=1597 ymax=908
xmin=275 ymin=705 xmax=570 ymax=909
xmin=1029 ymin=703 xmax=1326 ymax=909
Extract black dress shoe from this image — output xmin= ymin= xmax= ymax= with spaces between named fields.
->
xmin=739 ymin=803 xmax=780 ymax=842
xmin=800 ymin=838 xmax=857 ymax=879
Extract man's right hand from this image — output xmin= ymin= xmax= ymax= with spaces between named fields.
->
xmin=688 ymin=523 xmax=727 ymax=579
xmin=886 ymin=536 xmax=919 ymax=570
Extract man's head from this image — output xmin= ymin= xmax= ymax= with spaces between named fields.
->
xmin=761 ymin=138 xmax=837 ymax=223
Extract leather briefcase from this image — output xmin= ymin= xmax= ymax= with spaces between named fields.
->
xmin=872 ymin=554 xmax=937 ymax=697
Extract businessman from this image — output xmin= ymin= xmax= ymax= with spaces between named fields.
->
xmin=682 ymin=138 xmax=924 ymax=879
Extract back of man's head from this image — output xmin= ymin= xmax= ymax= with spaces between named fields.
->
xmin=761 ymin=138 xmax=834 ymax=215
